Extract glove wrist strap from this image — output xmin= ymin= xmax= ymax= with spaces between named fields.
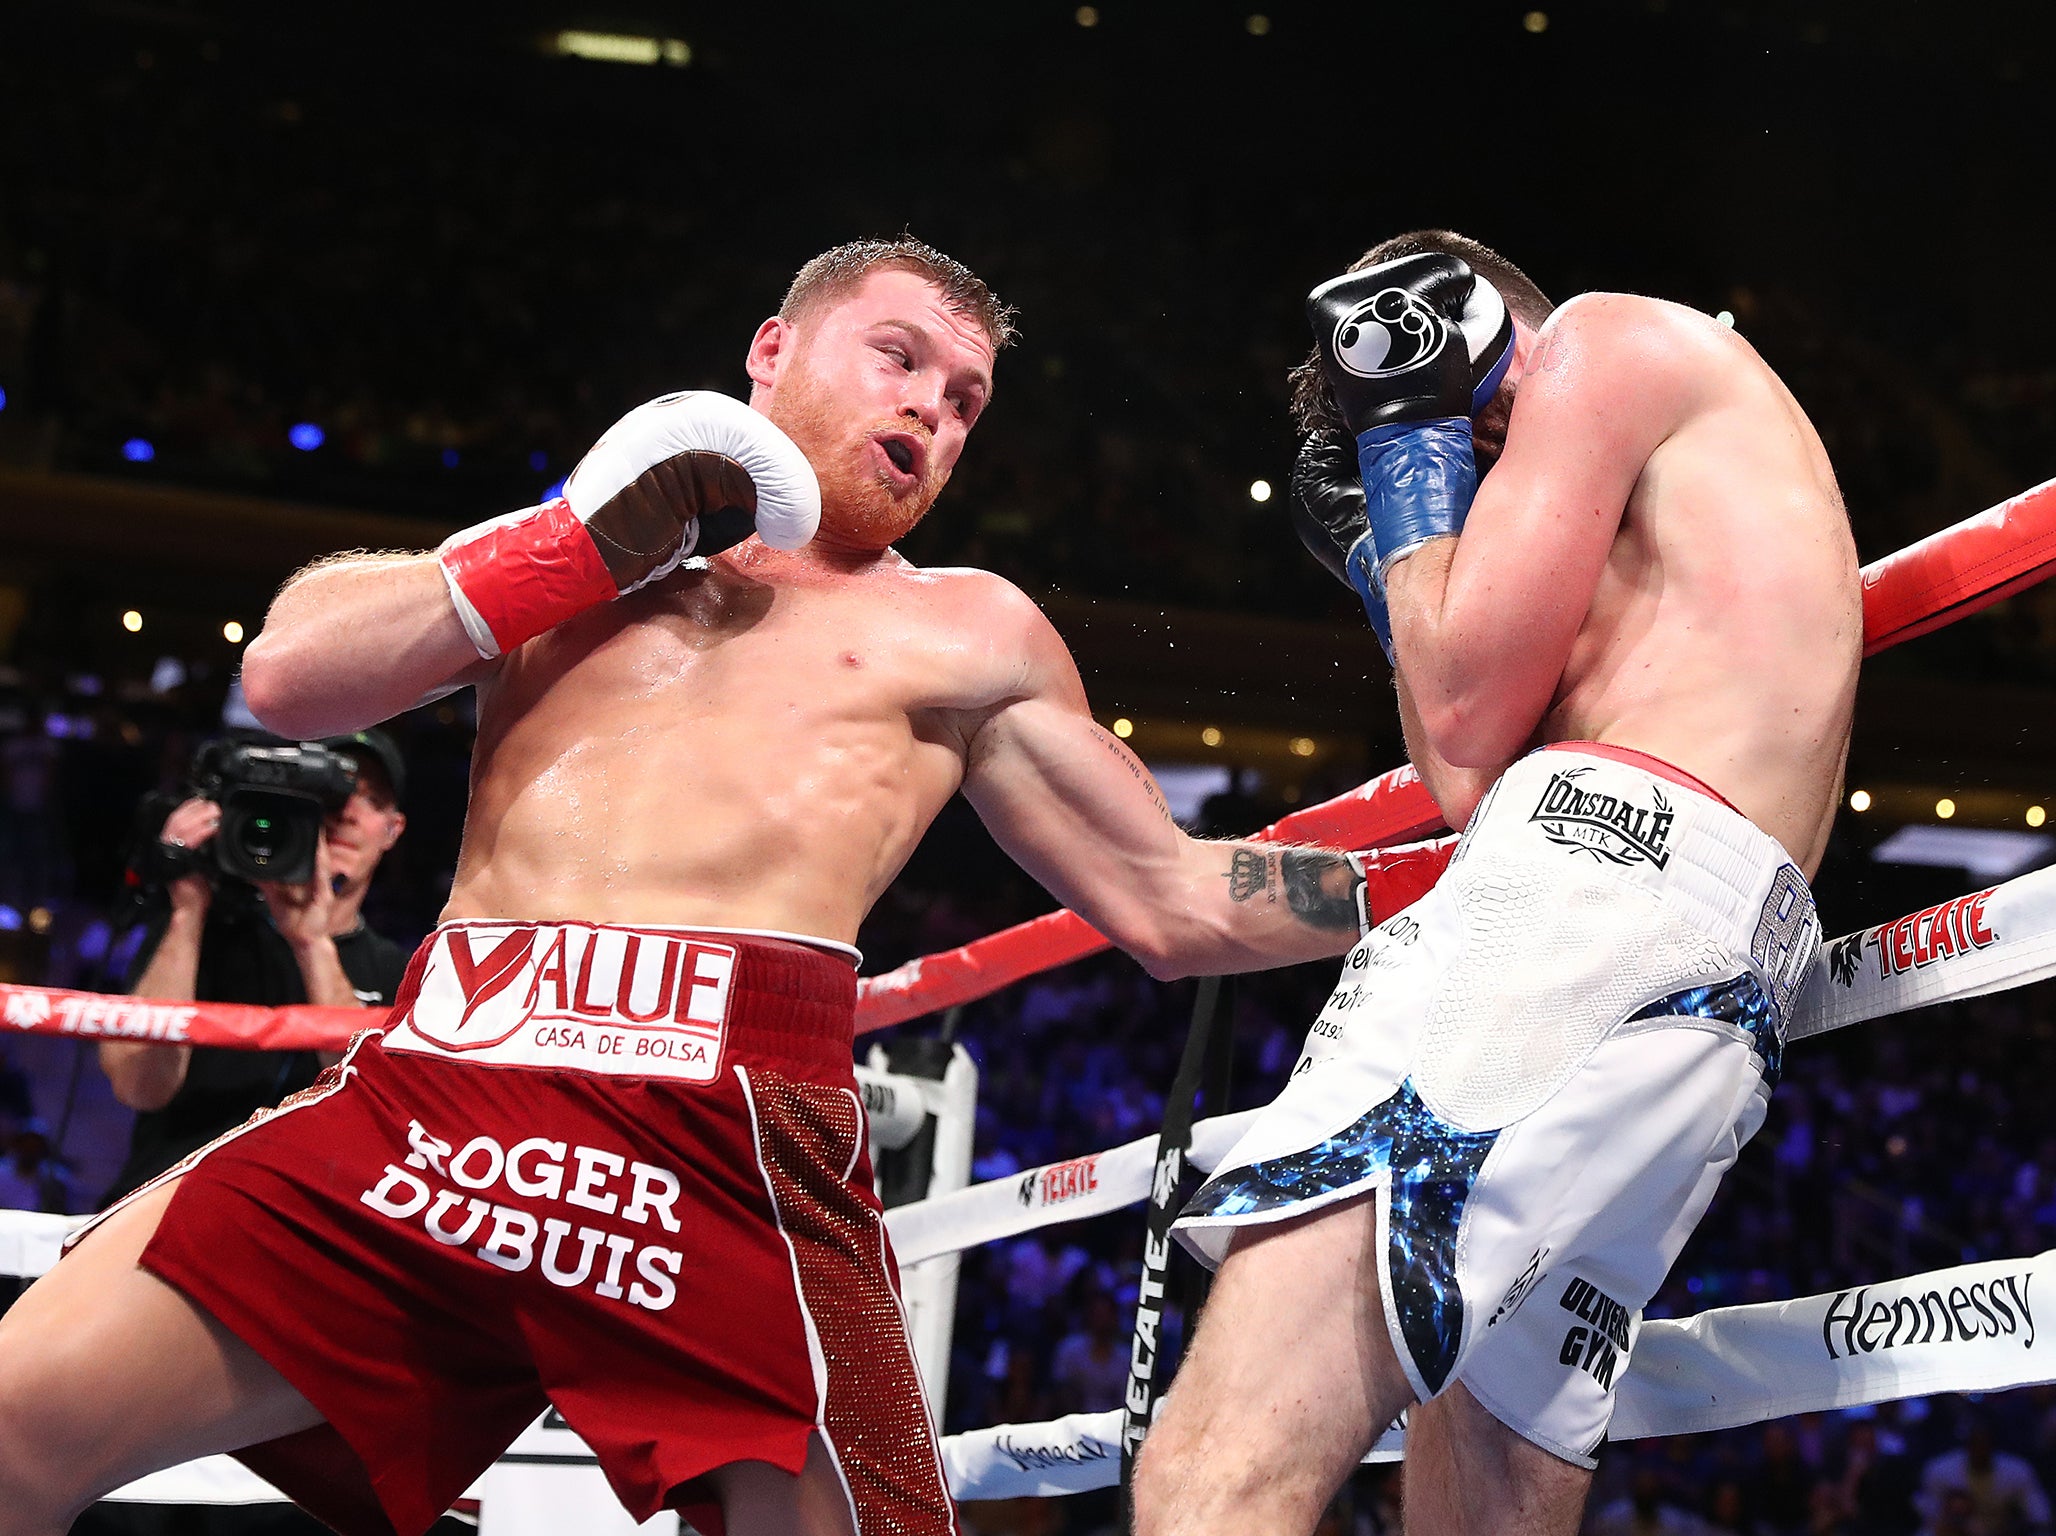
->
xmin=437 ymin=498 xmax=618 ymax=660
xmin=1355 ymin=418 xmax=1479 ymax=595
xmin=1344 ymin=852 xmax=1372 ymax=938
xmin=1342 ymin=532 xmax=1396 ymax=665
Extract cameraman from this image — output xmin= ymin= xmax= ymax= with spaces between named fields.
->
xmin=98 ymin=730 xmax=412 ymax=1205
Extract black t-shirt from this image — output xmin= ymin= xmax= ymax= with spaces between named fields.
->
xmin=102 ymin=901 xmax=411 ymax=1205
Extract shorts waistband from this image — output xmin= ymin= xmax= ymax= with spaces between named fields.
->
xmin=1477 ymin=750 xmax=1820 ymax=1019
xmin=1547 ymin=740 xmax=1739 ymax=813
xmin=382 ymin=920 xmax=858 ymax=1082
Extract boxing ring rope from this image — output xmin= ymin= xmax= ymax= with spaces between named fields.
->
xmin=1 ymin=475 xmax=2054 ymax=1518
xmin=4 ymin=477 xmax=2048 ymax=1055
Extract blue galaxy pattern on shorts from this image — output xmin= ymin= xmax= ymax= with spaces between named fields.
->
xmin=1181 ymin=1078 xmax=1497 ymax=1394
xmin=1630 ymin=973 xmax=1783 ymax=1087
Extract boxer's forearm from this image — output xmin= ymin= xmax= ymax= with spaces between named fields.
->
xmin=1157 ymin=841 xmax=1365 ymax=977
xmin=242 ymin=553 xmax=490 ymax=737
xmin=98 ymin=1038 xmax=191 ymax=1111
xmin=1394 ymin=668 xmax=1506 ymax=831
xmin=1384 ymin=542 xmax=1556 ymax=770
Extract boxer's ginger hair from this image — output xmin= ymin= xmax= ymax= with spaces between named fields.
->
xmin=780 ymin=236 xmax=1018 ymax=354
xmin=1290 ymin=229 xmax=1554 ymax=440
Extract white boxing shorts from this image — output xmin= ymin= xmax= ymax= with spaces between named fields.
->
xmin=1175 ymin=744 xmax=1820 ymax=1466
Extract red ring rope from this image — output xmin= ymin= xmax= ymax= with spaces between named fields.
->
xmin=6 ymin=477 xmax=2054 ymax=1050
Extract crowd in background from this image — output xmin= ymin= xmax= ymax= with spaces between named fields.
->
xmin=8 ymin=9 xmax=2056 ymax=1535
xmin=1 ymin=675 xmax=2054 ymax=1534
xmin=5 ymin=14 xmax=2056 ymax=657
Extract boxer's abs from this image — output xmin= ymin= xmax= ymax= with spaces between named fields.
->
xmin=443 ymin=569 xmax=982 ymax=940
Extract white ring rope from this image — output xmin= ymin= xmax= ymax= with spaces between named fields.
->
xmin=12 ymin=860 xmax=2056 ymax=1506
xmin=942 ymin=1245 xmax=2056 ymax=1499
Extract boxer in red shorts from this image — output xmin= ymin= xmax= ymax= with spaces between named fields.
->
xmin=0 ymin=239 xmax=1446 ymax=1536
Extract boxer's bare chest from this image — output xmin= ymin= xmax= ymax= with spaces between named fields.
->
xmin=482 ymin=555 xmax=1007 ymax=759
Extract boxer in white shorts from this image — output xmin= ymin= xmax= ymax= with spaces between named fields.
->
xmin=1134 ymin=232 xmax=1860 ymax=1536
xmin=1178 ymin=742 xmax=1819 ymax=1460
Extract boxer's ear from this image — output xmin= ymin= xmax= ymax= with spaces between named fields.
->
xmin=745 ymin=316 xmax=795 ymax=392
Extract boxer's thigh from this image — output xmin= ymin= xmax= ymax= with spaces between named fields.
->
xmin=0 ymin=1177 xmax=322 ymax=1514
xmin=1135 ymin=1192 xmax=1414 ymax=1535
xmin=1404 ymin=1380 xmax=1593 ymax=1536
xmin=708 ymin=1435 xmax=858 ymax=1536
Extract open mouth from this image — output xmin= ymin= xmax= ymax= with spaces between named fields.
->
xmin=873 ymin=430 xmax=927 ymax=485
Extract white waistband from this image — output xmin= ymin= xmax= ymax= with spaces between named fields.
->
xmin=1469 ymin=750 xmax=1819 ymax=1016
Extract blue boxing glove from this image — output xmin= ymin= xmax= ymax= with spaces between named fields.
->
xmin=1290 ymin=431 xmax=1394 ymax=660
xmin=1305 ymin=253 xmax=1513 ymax=592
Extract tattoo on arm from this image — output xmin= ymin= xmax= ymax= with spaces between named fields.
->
xmin=1223 ymin=847 xmax=1363 ymax=931
xmin=1282 ymin=850 xmax=1364 ymax=930
xmin=1091 ymin=726 xmax=1176 ymax=823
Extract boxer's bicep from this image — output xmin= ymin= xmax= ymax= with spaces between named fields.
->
xmin=244 ymin=551 xmax=498 ymax=737
xmin=964 ymin=688 xmax=1190 ymax=946
xmin=959 ymin=603 xmax=1208 ymax=972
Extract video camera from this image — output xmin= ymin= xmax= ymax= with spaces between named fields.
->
xmin=133 ymin=738 xmax=362 ymax=889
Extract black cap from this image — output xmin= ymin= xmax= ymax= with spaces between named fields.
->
xmin=320 ymin=729 xmax=406 ymax=807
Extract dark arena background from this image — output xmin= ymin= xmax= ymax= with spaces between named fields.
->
xmin=6 ymin=2 xmax=2056 ymax=1532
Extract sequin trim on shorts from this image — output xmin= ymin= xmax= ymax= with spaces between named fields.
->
xmin=1629 ymin=973 xmax=1782 ymax=1087
xmin=1182 ymin=1079 xmax=1498 ymax=1394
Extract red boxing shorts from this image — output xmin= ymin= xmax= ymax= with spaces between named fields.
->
xmin=82 ymin=921 xmax=955 ymax=1536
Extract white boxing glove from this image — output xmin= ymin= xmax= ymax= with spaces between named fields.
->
xmin=438 ymin=391 xmax=820 ymax=659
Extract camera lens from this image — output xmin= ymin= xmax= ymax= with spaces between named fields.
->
xmin=219 ymin=793 xmax=320 ymax=883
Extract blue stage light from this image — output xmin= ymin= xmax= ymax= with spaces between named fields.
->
xmin=529 ymin=450 xmax=549 ymax=472
xmin=122 ymin=438 xmax=155 ymax=463
xmin=543 ymin=477 xmax=568 ymax=501
xmin=289 ymin=422 xmax=325 ymax=451
xmin=442 ymin=448 xmax=461 ymax=468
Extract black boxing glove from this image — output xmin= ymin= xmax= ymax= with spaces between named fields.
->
xmin=1290 ymin=432 xmax=1394 ymax=662
xmin=1305 ymin=253 xmax=1514 ymax=594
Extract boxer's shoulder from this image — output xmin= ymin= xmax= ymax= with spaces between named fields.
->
xmin=896 ymin=561 xmax=1044 ymax=624
xmin=1536 ymin=294 xmax=1748 ymax=392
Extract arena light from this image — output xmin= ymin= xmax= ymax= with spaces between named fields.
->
xmin=288 ymin=422 xmax=324 ymax=451
xmin=223 ymin=620 xmax=245 ymax=643
xmin=550 ymin=31 xmax=689 ymax=66
xmin=1848 ymin=789 xmax=1872 ymax=811
xmin=1074 ymin=5 xmax=1099 ymax=25
xmin=1523 ymin=9 xmax=1549 ymax=31
xmin=1248 ymin=479 xmax=1273 ymax=503
xmin=121 ymin=438 xmax=155 ymax=463
xmin=1111 ymin=718 xmax=1134 ymax=738
xmin=1716 ymin=310 xmax=1737 ymax=328
xmin=1246 ymin=13 xmax=1271 ymax=34
xmin=1148 ymin=763 xmax=1232 ymax=822
xmin=1200 ymin=726 xmax=1223 ymax=747
xmin=1935 ymin=797 xmax=1956 ymax=820
xmin=1290 ymin=736 xmax=1316 ymax=757
xmin=121 ymin=610 xmax=143 ymax=633
xmin=2030 ymin=805 xmax=2048 ymax=828
xmin=1872 ymin=825 xmax=2054 ymax=881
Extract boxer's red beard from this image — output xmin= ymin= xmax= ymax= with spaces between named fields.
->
xmin=763 ymin=367 xmax=943 ymax=550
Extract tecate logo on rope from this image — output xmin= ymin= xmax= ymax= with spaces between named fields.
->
xmin=1828 ymin=890 xmax=1998 ymax=987
xmin=2 ymin=986 xmax=196 ymax=1041
xmin=1017 ymin=1154 xmax=1100 ymax=1209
